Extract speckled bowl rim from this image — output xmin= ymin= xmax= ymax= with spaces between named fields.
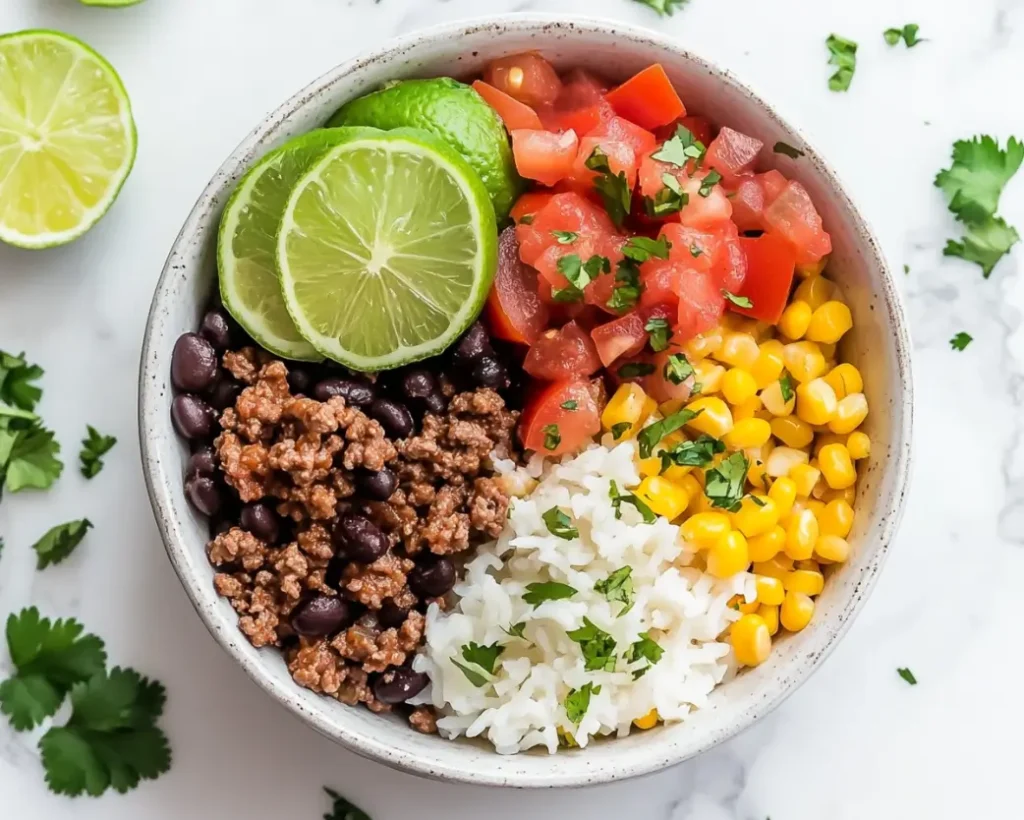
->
xmin=139 ymin=14 xmax=914 ymax=788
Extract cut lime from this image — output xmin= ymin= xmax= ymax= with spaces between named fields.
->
xmin=277 ymin=128 xmax=497 ymax=371
xmin=218 ymin=128 xmax=377 ymax=362
xmin=327 ymin=78 xmax=521 ymax=220
xmin=0 ymin=30 xmax=136 ymax=249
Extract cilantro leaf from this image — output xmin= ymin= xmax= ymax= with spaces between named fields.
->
xmin=542 ymin=424 xmax=561 ymax=451
xmin=950 ymin=332 xmax=973 ymax=351
xmin=935 ymin=136 xmax=1024 ymax=222
xmin=637 ymin=408 xmax=700 ymax=458
xmin=324 ymin=788 xmax=372 ymax=820
xmin=722 ymin=290 xmax=753 ymax=309
xmin=3 ymin=425 xmax=63 ymax=493
xmin=698 ymin=170 xmax=722 ymax=197
xmin=0 ymin=351 xmax=44 ymax=413
xmin=564 ymin=681 xmax=600 ymax=725
xmin=594 ymin=567 xmax=634 ymax=613
xmin=610 ymin=421 xmax=631 ymax=440
xmin=645 ymin=316 xmax=673 ymax=352
xmin=826 ymin=34 xmax=858 ymax=92
xmin=618 ymin=362 xmax=655 ymax=379
xmin=660 ymin=434 xmax=725 ymax=470
xmin=897 ymin=667 xmax=917 ymax=685
xmin=608 ymin=480 xmax=657 ymax=523
xmin=943 ymin=213 xmax=1020 ymax=277
xmin=704 ymin=452 xmax=750 ymax=512
xmin=461 ymin=642 xmax=504 ymax=675
xmin=553 ymin=230 xmax=578 ymax=244
xmin=567 ymin=618 xmax=617 ymax=672
xmin=561 ymin=400 xmax=578 ymax=411
xmin=779 ymin=371 xmax=795 ymax=403
xmin=644 ymin=173 xmax=688 ymax=218
xmin=663 ymin=352 xmax=694 ymax=384
xmin=773 ymin=142 xmax=804 ymax=159
xmin=884 ymin=24 xmax=923 ymax=47
xmin=33 ymin=519 xmax=93 ymax=570
xmin=628 ymin=632 xmax=665 ymax=666
xmin=652 ymin=124 xmax=705 ymax=167
xmin=504 ymin=622 xmax=527 ymax=639
xmin=79 ymin=426 xmax=117 ymax=479
xmin=542 ymin=507 xmax=580 ymax=540
xmin=623 ymin=235 xmax=671 ymax=263
xmin=586 ymin=147 xmax=632 ymax=228
xmin=451 ymin=659 xmax=490 ymax=687
xmin=607 ymin=259 xmax=644 ymax=312
xmin=523 ymin=581 xmax=577 ymax=607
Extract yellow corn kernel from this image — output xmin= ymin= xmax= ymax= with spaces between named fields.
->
xmin=716 ymin=332 xmax=760 ymax=370
xmin=732 ymin=495 xmax=780 ymax=537
xmin=729 ymin=594 xmax=760 ymax=615
xmin=828 ymin=392 xmax=868 ymax=435
xmin=793 ymin=275 xmax=835 ymax=310
xmin=681 ymin=327 xmax=724 ymax=361
xmin=784 ymin=508 xmax=819 ymax=560
xmin=635 ymin=476 xmax=690 ymax=521
xmin=752 ymin=556 xmax=792 ymax=580
xmin=815 ymin=533 xmax=851 ymax=563
xmin=784 ymin=569 xmax=825 ymax=596
xmin=751 ymin=340 xmax=785 ymax=388
xmin=760 ymin=380 xmax=796 ymax=417
xmin=780 ymin=591 xmax=815 ymax=632
xmin=818 ymin=443 xmax=856 ymax=489
xmin=680 ymin=512 xmax=732 ymax=547
xmin=731 ymin=396 xmax=762 ymax=422
xmin=823 ymin=363 xmax=863 ymax=400
xmin=758 ymin=604 xmax=780 ymax=636
xmin=820 ymin=485 xmax=856 ymax=505
xmin=795 ymin=558 xmax=820 ymax=571
xmin=746 ymin=458 xmax=767 ymax=490
xmin=723 ymin=418 xmax=771 ymax=451
xmin=767 ymin=477 xmax=797 ymax=517
xmin=601 ymin=383 xmax=651 ymax=438
xmin=707 ymin=530 xmax=750 ymax=578
xmin=755 ymin=575 xmax=786 ymax=606
xmin=778 ymin=300 xmax=812 ymax=340
xmin=722 ymin=368 xmax=758 ymax=406
xmin=805 ymin=301 xmax=853 ymax=344
xmin=847 ymin=431 xmax=870 ymax=460
xmin=783 ymin=341 xmax=827 ymax=383
xmin=764 ymin=446 xmax=809 ymax=479
xmin=747 ymin=526 xmax=785 ymax=562
xmin=819 ymin=499 xmax=854 ymax=538
xmin=812 ymin=432 xmax=844 ymax=458
xmin=684 ymin=396 xmax=734 ymax=437
xmin=692 ymin=358 xmax=727 ymax=396
xmin=805 ymin=499 xmax=826 ymax=518
xmin=796 ymin=378 xmax=838 ymax=426
xmin=730 ymin=613 xmax=771 ymax=666
xmin=633 ymin=709 xmax=660 ymax=730
xmin=788 ymin=463 xmax=821 ymax=497
xmin=675 ymin=473 xmax=703 ymax=510
xmin=638 ymin=455 xmax=662 ymax=477
xmin=770 ymin=416 xmax=814 ymax=450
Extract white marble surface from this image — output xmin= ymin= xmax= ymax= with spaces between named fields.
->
xmin=1 ymin=0 xmax=1023 ymax=817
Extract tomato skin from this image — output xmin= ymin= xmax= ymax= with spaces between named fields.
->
xmin=511 ymin=129 xmax=579 ymax=187
xmin=570 ymin=137 xmax=638 ymax=189
xmin=675 ymin=269 xmax=726 ymax=341
xmin=472 ymin=80 xmax=543 ymax=131
xmin=704 ymin=127 xmax=763 ymax=180
xmin=510 ymin=191 xmax=555 ymax=224
xmin=591 ymin=116 xmax=658 ymax=158
xmin=605 ymin=64 xmax=686 ymax=130
xmin=538 ymin=68 xmax=616 ymax=135
xmin=486 ymin=226 xmax=550 ymax=344
xmin=520 ymin=380 xmax=603 ymax=456
xmin=733 ymin=234 xmax=797 ymax=324
xmin=523 ymin=321 xmax=602 ymax=381
xmin=515 ymin=191 xmax=616 ymax=267
xmin=590 ymin=304 xmax=673 ymax=367
xmin=727 ymin=175 xmax=767 ymax=232
xmin=484 ymin=52 xmax=563 ymax=108
xmin=763 ymin=180 xmax=832 ymax=266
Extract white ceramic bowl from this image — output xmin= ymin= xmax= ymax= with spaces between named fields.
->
xmin=140 ymin=14 xmax=913 ymax=788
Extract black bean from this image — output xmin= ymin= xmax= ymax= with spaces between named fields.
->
xmin=379 ymin=598 xmax=410 ymax=628
xmin=171 ymin=332 xmax=219 ymax=392
xmin=409 ymin=556 xmax=456 ymax=597
xmin=287 ymin=366 xmax=313 ymax=395
xmin=471 ymin=356 xmax=510 ymax=390
xmin=422 ymin=392 xmax=448 ymax=415
xmin=199 ymin=310 xmax=233 ymax=351
xmin=185 ymin=475 xmax=222 ymax=516
xmin=357 ymin=467 xmax=397 ymax=501
xmin=291 ymin=595 xmax=352 ymax=637
xmin=373 ymin=667 xmax=429 ymax=705
xmin=186 ymin=446 xmax=218 ymax=479
xmin=370 ymin=398 xmax=413 ymax=439
xmin=207 ymin=371 xmax=243 ymax=410
xmin=452 ymin=321 xmax=493 ymax=365
xmin=171 ymin=394 xmax=217 ymax=440
xmin=401 ymin=370 xmax=437 ymax=400
xmin=240 ymin=502 xmax=280 ymax=544
xmin=314 ymin=378 xmax=375 ymax=407
xmin=337 ymin=514 xmax=389 ymax=564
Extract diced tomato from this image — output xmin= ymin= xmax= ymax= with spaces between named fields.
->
xmin=560 ymin=68 xmax=609 ymax=103
xmin=677 ymin=172 xmax=733 ymax=229
xmin=510 ymin=191 xmax=555 ymax=224
xmin=515 ymin=191 xmax=616 ymax=267
xmin=590 ymin=304 xmax=672 ymax=367
xmin=675 ymin=269 xmax=726 ymax=341
xmin=656 ymin=115 xmax=715 ymax=145
xmin=523 ymin=321 xmax=602 ymax=381
xmin=728 ymin=176 xmax=767 ymax=233
xmin=511 ymin=129 xmax=579 ymax=187
xmin=484 ymin=52 xmax=563 ymax=108
xmin=570 ymin=137 xmax=638 ymax=189
xmin=519 ymin=379 xmax=603 ymax=456
xmin=638 ymin=151 xmax=675 ymax=202
xmin=485 ymin=226 xmax=550 ymax=344
xmin=537 ymin=68 xmax=614 ymax=134
xmin=762 ymin=181 xmax=832 ymax=266
xmin=591 ymin=116 xmax=658 ymax=158
xmin=533 ymin=233 xmax=605 ymax=290
xmin=761 ymin=169 xmax=789 ymax=201
xmin=605 ymin=65 xmax=686 ymax=130
xmin=643 ymin=348 xmax=697 ymax=403
xmin=733 ymin=233 xmax=798 ymax=324
xmin=471 ymin=80 xmax=543 ymax=131
xmin=712 ymin=231 xmax=748 ymax=293
xmin=705 ymin=127 xmax=763 ymax=180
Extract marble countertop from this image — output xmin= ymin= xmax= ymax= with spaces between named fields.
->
xmin=2 ymin=0 xmax=1023 ymax=817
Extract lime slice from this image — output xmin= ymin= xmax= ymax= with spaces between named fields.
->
xmin=218 ymin=128 xmax=377 ymax=362
xmin=327 ymin=78 xmax=521 ymax=220
xmin=277 ymin=128 xmax=498 ymax=371
xmin=0 ymin=30 xmax=136 ymax=249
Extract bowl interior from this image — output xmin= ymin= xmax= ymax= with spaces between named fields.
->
xmin=140 ymin=16 xmax=912 ymax=788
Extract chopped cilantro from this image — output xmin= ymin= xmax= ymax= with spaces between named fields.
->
xmin=723 ymin=291 xmax=753 ymax=310
xmin=637 ymin=408 xmax=700 ymax=458
xmin=606 ymin=259 xmax=644 ymax=312
xmin=451 ymin=659 xmax=489 ymax=687
xmin=33 ymin=519 xmax=93 ymax=570
xmin=567 ymin=618 xmax=617 ymax=672
xmin=903 ymin=264 xmax=910 ymax=275
xmin=462 ymin=642 xmax=504 ymax=675
xmin=632 ymin=0 xmax=689 ymax=17
xmin=79 ymin=426 xmax=116 ymax=479
xmin=324 ymin=788 xmax=372 ymax=820
xmin=663 ymin=353 xmax=695 ymax=385
xmin=553 ymin=230 xmax=578 ymax=244
xmin=0 ymin=351 xmax=44 ymax=412
xmin=628 ymin=632 xmax=665 ymax=666
xmin=884 ymin=24 xmax=923 ymax=47
xmin=564 ymin=681 xmax=600 ymax=725
xmin=773 ymin=142 xmax=804 ymax=159
xmin=704 ymin=452 xmax=750 ymax=512
xmin=523 ymin=581 xmax=577 ymax=607
xmin=542 ymin=507 xmax=580 ymax=540
xmin=608 ymin=480 xmax=657 ymax=523
xmin=504 ymin=622 xmax=527 ymax=639
xmin=555 ymin=253 xmax=610 ymax=301
xmin=897 ymin=667 xmax=917 ymax=685
xmin=561 ymin=400 xmax=578 ymax=411
xmin=594 ymin=567 xmax=634 ymax=614
xmin=652 ymin=124 xmax=705 ymax=167
xmin=518 ymin=214 xmax=534 ymax=225
xmin=644 ymin=173 xmax=688 ymax=218
xmin=950 ymin=332 xmax=973 ymax=351
xmin=623 ymin=235 xmax=671 ymax=263
xmin=542 ymin=424 xmax=561 ymax=451
xmin=617 ymin=362 xmax=655 ymax=379
xmin=698 ymin=170 xmax=722 ymax=197
xmin=826 ymin=34 xmax=858 ymax=92
xmin=660 ymin=434 xmax=725 ymax=471
xmin=610 ymin=422 xmax=632 ymax=440
xmin=690 ymin=243 xmax=703 ymax=257
xmin=645 ymin=316 xmax=673 ymax=352
xmin=779 ymin=371 xmax=795 ymax=404
xmin=0 ymin=351 xmax=62 ymax=497
xmin=586 ymin=147 xmax=632 ymax=228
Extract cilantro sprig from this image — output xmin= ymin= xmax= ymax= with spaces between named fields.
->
xmin=564 ymin=681 xmax=600 ymax=725
xmin=637 ymin=408 xmax=700 ymax=458
xmin=33 ymin=519 xmax=93 ymax=570
xmin=79 ymin=426 xmax=116 ymax=479
xmin=594 ymin=567 xmax=634 ymax=614
xmin=826 ymin=34 xmax=858 ymax=92
xmin=0 ymin=351 xmax=63 ymax=498
xmin=567 ymin=618 xmax=617 ymax=671
xmin=703 ymin=452 xmax=750 ymax=512
xmin=660 ymin=434 xmax=725 ymax=471
xmin=950 ymin=332 xmax=973 ymax=351
xmin=543 ymin=507 xmax=580 ymax=540
xmin=586 ymin=147 xmax=632 ymax=228
xmin=884 ymin=24 xmax=923 ymax=47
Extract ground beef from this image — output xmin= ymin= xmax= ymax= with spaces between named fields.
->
xmin=205 ymin=348 xmax=520 ymax=731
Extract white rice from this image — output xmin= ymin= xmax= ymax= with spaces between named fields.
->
xmin=411 ymin=440 xmax=756 ymax=754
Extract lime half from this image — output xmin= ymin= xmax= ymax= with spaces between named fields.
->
xmin=277 ymin=128 xmax=497 ymax=371
xmin=218 ymin=128 xmax=376 ymax=361
xmin=0 ymin=30 xmax=136 ymax=248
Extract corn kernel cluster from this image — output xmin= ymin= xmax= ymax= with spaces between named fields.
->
xmin=603 ymin=272 xmax=867 ymax=697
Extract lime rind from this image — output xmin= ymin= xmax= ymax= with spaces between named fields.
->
xmin=276 ymin=127 xmax=497 ymax=371
xmin=0 ymin=29 xmax=137 ymax=249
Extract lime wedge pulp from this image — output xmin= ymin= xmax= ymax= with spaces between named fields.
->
xmin=277 ymin=128 xmax=498 ymax=371
xmin=218 ymin=128 xmax=378 ymax=362
xmin=0 ymin=30 xmax=136 ymax=248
